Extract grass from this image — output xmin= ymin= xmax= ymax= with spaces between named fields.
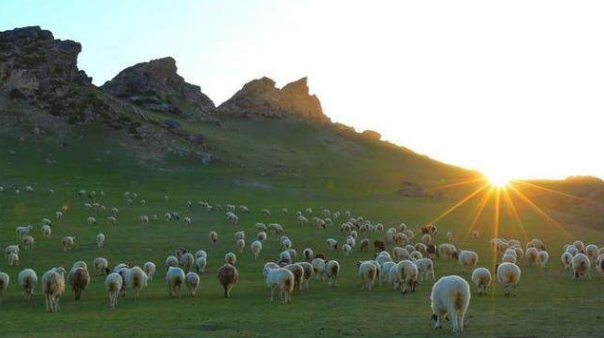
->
xmin=0 ymin=109 xmax=603 ymax=338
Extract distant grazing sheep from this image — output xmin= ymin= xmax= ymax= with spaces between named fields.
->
xmin=458 ymin=250 xmax=479 ymax=270
xmin=94 ymin=257 xmax=109 ymax=275
xmin=62 ymin=236 xmax=75 ymax=251
xmin=143 ymin=262 xmax=156 ymax=281
xmin=42 ymin=225 xmax=52 ymax=238
xmin=96 ymin=233 xmax=105 ymax=248
xmin=251 ymin=240 xmax=263 ymax=259
xmin=209 ymin=231 xmax=218 ymax=244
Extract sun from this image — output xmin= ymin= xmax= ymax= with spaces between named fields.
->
xmin=487 ymin=172 xmax=511 ymax=188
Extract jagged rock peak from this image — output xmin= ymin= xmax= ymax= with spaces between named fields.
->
xmin=217 ymin=76 xmax=328 ymax=123
xmin=101 ymin=57 xmax=216 ymax=118
xmin=0 ymin=26 xmax=92 ymax=98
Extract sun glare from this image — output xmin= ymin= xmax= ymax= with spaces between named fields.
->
xmin=488 ymin=173 xmax=511 ymax=188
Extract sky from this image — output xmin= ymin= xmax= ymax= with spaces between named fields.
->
xmin=2 ymin=1 xmax=603 ymax=180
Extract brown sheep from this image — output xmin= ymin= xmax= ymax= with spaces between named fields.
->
xmin=374 ymin=240 xmax=386 ymax=253
xmin=360 ymin=238 xmax=370 ymax=252
xmin=285 ymin=264 xmax=305 ymax=293
xmin=218 ymin=264 xmax=238 ymax=298
xmin=69 ymin=267 xmax=90 ymax=301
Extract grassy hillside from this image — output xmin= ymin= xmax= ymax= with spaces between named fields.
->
xmin=1 ymin=100 xmax=603 ymax=338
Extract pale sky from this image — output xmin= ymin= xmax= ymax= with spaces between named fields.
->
xmin=2 ymin=1 xmax=603 ymax=180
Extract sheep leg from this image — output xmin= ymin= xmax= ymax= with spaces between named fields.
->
xmin=458 ymin=309 xmax=465 ymax=333
xmin=450 ymin=309 xmax=459 ymax=334
xmin=270 ymin=286 xmax=275 ymax=302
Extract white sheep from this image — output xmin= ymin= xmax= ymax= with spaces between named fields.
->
xmin=471 ymin=267 xmax=492 ymax=295
xmin=18 ymin=268 xmax=38 ymax=301
xmin=326 ymin=238 xmax=338 ymax=251
xmin=166 ymin=266 xmax=186 ymax=297
xmin=42 ymin=267 xmax=66 ymax=312
xmin=256 ymin=223 xmax=267 ymax=231
xmin=312 ymin=258 xmax=326 ymax=280
xmin=357 ymin=261 xmax=378 ymax=290
xmin=42 ymin=225 xmax=52 ymax=238
xmin=561 ymin=252 xmax=573 ymax=271
xmin=573 ymin=240 xmax=585 ymax=253
xmin=458 ymin=250 xmax=479 ymax=270
xmin=179 ymin=253 xmax=195 ymax=273
xmin=62 ymin=236 xmax=75 ymax=251
xmin=185 ymin=271 xmax=200 ymax=296
xmin=395 ymin=260 xmax=418 ymax=294
xmin=96 ymin=233 xmax=105 ymax=248
xmin=237 ymin=239 xmax=246 ymax=253
xmin=538 ymin=251 xmax=549 ymax=267
xmin=225 ymin=252 xmax=237 ymax=266
xmin=143 ymin=262 xmax=156 ymax=281
xmin=414 ymin=258 xmax=435 ymax=281
xmin=21 ymin=235 xmax=35 ymax=249
xmin=195 ymin=256 xmax=207 ymax=273
xmin=437 ymin=243 xmax=458 ymax=260
xmin=8 ymin=252 xmax=20 ymax=266
xmin=165 ymin=255 xmax=179 ymax=268
xmin=87 ymin=216 xmax=97 ymax=225
xmin=585 ymin=244 xmax=599 ymax=265
xmin=430 ymin=275 xmax=471 ymax=334
xmin=257 ymin=231 xmax=268 ymax=242
xmin=303 ymin=248 xmax=314 ymax=262
xmin=497 ymin=262 xmax=521 ymax=296
xmin=571 ymin=253 xmax=591 ymax=280
xmin=15 ymin=225 xmax=33 ymax=239
xmin=342 ymin=243 xmax=352 ymax=257
xmin=526 ymin=247 xmax=540 ymax=266
xmin=94 ymin=257 xmax=109 ymax=275
xmin=263 ymin=265 xmax=295 ymax=304
xmin=105 ymin=272 xmax=123 ymax=309
xmin=195 ymin=250 xmax=208 ymax=259
xmin=393 ymin=247 xmax=411 ymax=261
xmin=125 ymin=266 xmax=148 ymax=299
xmin=209 ymin=231 xmax=218 ymax=244
xmin=251 ymin=240 xmax=263 ymax=259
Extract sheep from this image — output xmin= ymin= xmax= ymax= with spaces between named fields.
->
xmin=255 ymin=223 xmax=267 ymax=231
xmin=94 ymin=257 xmax=110 ymax=275
xmin=195 ymin=250 xmax=208 ymax=260
xmin=0 ymin=271 xmax=9 ymax=303
xmin=18 ymin=269 xmax=38 ymax=301
xmin=342 ymin=244 xmax=352 ymax=257
xmin=268 ymin=223 xmax=284 ymax=234
xmin=376 ymin=252 xmax=393 ymax=267
xmin=209 ymin=231 xmax=218 ymax=244
xmin=527 ymin=238 xmax=546 ymax=251
xmin=597 ymin=254 xmax=604 ymax=277
xmin=21 ymin=235 xmax=35 ymax=249
xmin=414 ymin=243 xmax=428 ymax=256
xmin=281 ymin=238 xmax=292 ymax=250
xmin=393 ymin=247 xmax=411 ymax=261
xmin=422 ymin=234 xmax=432 ymax=245
xmin=395 ymin=260 xmax=418 ymax=294
xmin=182 ymin=217 xmax=192 ymax=226
xmin=446 ymin=231 xmax=453 ymax=242
xmin=571 ymin=253 xmax=591 ymax=280
xmin=164 ymin=212 xmax=172 ymax=221
xmin=298 ymin=262 xmax=314 ymax=289
xmin=471 ymin=267 xmax=492 ymax=295
xmin=185 ymin=272 xmax=200 ymax=296
xmin=303 ymin=248 xmax=314 ymax=262
xmin=472 ymin=230 xmax=480 ymax=239
xmin=279 ymin=251 xmax=292 ymax=265
xmin=359 ymin=238 xmax=370 ymax=252
xmin=257 ymin=231 xmax=268 ymax=242
xmin=68 ymin=267 xmax=90 ymax=301
xmin=96 ymin=233 xmax=105 ymax=248
xmin=561 ymin=252 xmax=573 ymax=271
xmin=437 ymin=244 xmax=458 ymax=260
xmin=179 ymin=252 xmax=195 ymax=273
xmin=502 ymin=253 xmax=517 ymax=264
xmin=526 ymin=247 xmax=540 ymax=266
xmin=565 ymin=244 xmax=579 ymax=257
xmin=235 ymin=231 xmax=245 ymax=241
xmin=381 ymin=261 xmax=397 ymax=284
xmin=326 ymin=238 xmax=338 ymax=250
xmin=414 ymin=258 xmax=435 ymax=281
xmin=62 ymin=236 xmax=75 ymax=251
xmin=358 ymin=261 xmax=378 ymax=290
xmin=284 ymin=263 xmax=305 ymax=293
xmin=250 ymin=240 xmax=263 ymax=259
xmin=105 ymin=272 xmax=123 ymax=309
xmin=430 ymin=275 xmax=471 ymax=334
xmin=346 ymin=236 xmax=356 ymax=248
xmin=496 ymin=262 xmax=521 ymax=296
xmin=42 ymin=225 xmax=52 ymax=238
xmin=236 ymin=239 xmax=246 ymax=253
xmin=125 ymin=266 xmax=148 ymax=300
xmin=165 ymin=255 xmax=179 ymax=268
xmin=166 ymin=266 xmax=186 ymax=297
xmin=312 ymin=258 xmax=326 ymax=280
xmin=56 ymin=211 xmax=63 ymax=219
xmin=87 ymin=216 xmax=97 ymax=225
xmin=458 ymin=250 xmax=479 ymax=270
xmin=225 ymin=252 xmax=237 ymax=266
xmin=42 ymin=267 xmax=66 ymax=312
xmin=195 ymin=256 xmax=207 ymax=273
xmin=16 ymin=225 xmax=33 ymax=239
xmin=585 ymin=244 xmax=599 ymax=265
xmin=263 ymin=265 xmax=295 ymax=304
xmin=573 ymin=240 xmax=586 ymax=253
xmin=226 ymin=212 xmax=239 ymax=224
xmin=143 ymin=262 xmax=156 ymax=281
xmin=324 ymin=261 xmax=340 ymax=287
xmin=538 ymin=251 xmax=549 ymax=267
xmin=261 ymin=208 xmax=272 ymax=217
xmin=218 ymin=264 xmax=238 ymax=298
xmin=8 ymin=252 xmax=20 ymax=266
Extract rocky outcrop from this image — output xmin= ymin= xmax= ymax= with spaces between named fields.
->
xmin=0 ymin=26 xmax=92 ymax=102
xmin=217 ymin=77 xmax=328 ymax=123
xmin=361 ymin=130 xmax=382 ymax=141
xmin=101 ymin=57 xmax=216 ymax=121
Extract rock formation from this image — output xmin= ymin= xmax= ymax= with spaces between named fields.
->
xmin=101 ymin=57 xmax=216 ymax=121
xmin=217 ymin=77 xmax=328 ymax=123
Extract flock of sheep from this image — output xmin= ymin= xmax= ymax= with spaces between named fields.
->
xmin=1 ymin=187 xmax=603 ymax=335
